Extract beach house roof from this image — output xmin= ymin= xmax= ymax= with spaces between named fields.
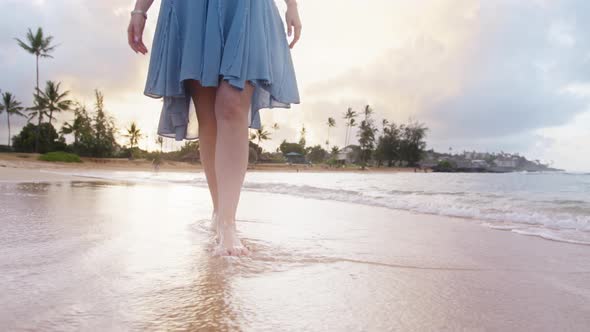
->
xmin=285 ymin=152 xmax=303 ymax=156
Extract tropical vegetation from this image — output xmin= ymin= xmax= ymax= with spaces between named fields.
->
xmin=2 ymin=26 xmax=431 ymax=169
xmin=38 ymin=151 xmax=82 ymax=163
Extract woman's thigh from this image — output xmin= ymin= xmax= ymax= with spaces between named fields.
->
xmin=185 ymin=79 xmax=217 ymax=120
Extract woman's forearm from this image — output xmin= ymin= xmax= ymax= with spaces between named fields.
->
xmin=285 ymin=0 xmax=298 ymax=8
xmin=134 ymin=0 xmax=155 ymax=12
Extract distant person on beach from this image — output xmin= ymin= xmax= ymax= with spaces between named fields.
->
xmin=128 ymin=0 xmax=301 ymax=256
xmin=152 ymin=155 xmax=162 ymax=172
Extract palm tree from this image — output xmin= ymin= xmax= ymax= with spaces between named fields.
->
xmin=330 ymin=145 xmax=340 ymax=157
xmin=26 ymin=92 xmax=50 ymax=123
xmin=253 ymin=125 xmax=271 ymax=148
xmin=60 ymin=120 xmax=80 ymax=144
xmin=326 ymin=117 xmax=336 ymax=151
xmin=343 ymin=107 xmax=358 ymax=147
xmin=60 ymin=102 xmax=87 ymax=145
xmin=14 ymin=27 xmax=58 ymax=97
xmin=0 ymin=91 xmax=26 ymax=146
xmin=36 ymin=81 xmax=72 ymax=124
xmin=15 ymin=27 xmax=59 ymax=152
xmin=271 ymin=123 xmax=280 ymax=150
xmin=155 ymin=136 xmax=164 ymax=152
xmin=124 ymin=122 xmax=143 ymax=148
xmin=249 ymin=132 xmax=257 ymax=142
xmin=363 ymin=105 xmax=374 ymax=119
xmin=299 ymin=123 xmax=307 ymax=147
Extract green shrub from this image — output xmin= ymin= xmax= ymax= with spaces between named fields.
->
xmin=436 ymin=159 xmax=457 ymax=171
xmin=0 ymin=145 xmax=13 ymax=152
xmin=38 ymin=151 xmax=82 ymax=163
xmin=326 ymin=158 xmax=340 ymax=167
xmin=12 ymin=123 xmax=68 ymax=153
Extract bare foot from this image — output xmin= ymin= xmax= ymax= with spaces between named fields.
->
xmin=211 ymin=211 xmax=223 ymax=244
xmin=213 ymin=220 xmax=250 ymax=257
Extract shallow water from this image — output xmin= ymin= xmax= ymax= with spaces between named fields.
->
xmin=1 ymin=179 xmax=589 ymax=331
xmin=43 ymin=169 xmax=590 ymax=245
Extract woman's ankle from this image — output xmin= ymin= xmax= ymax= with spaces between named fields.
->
xmin=217 ymin=217 xmax=238 ymax=231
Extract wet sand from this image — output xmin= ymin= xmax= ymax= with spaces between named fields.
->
xmin=1 ymin=168 xmax=589 ymax=331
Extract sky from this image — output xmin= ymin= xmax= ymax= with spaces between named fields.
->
xmin=0 ymin=0 xmax=589 ymax=171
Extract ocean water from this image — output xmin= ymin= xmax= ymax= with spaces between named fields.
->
xmin=1 ymin=171 xmax=590 ymax=330
xmin=41 ymin=169 xmax=590 ymax=245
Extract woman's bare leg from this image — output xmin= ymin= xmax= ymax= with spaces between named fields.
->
xmin=214 ymin=80 xmax=255 ymax=256
xmin=186 ymin=80 xmax=219 ymax=229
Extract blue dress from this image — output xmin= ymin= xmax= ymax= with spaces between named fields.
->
xmin=143 ymin=0 xmax=300 ymax=141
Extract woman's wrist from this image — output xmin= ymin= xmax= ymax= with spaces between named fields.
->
xmin=134 ymin=0 xmax=154 ymax=12
xmin=285 ymin=0 xmax=298 ymax=8
xmin=131 ymin=9 xmax=147 ymax=20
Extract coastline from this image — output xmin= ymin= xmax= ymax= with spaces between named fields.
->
xmin=0 ymin=152 xmax=428 ymax=174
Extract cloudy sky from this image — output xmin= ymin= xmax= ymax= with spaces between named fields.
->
xmin=1 ymin=0 xmax=589 ymax=171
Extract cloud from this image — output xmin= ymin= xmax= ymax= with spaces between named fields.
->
xmin=0 ymin=0 xmax=160 ymax=142
xmin=1 ymin=0 xmax=589 ymax=170
xmin=302 ymin=0 xmax=590 ymax=166
xmin=1 ymin=0 xmax=145 ymax=96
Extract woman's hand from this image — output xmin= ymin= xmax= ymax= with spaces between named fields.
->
xmin=128 ymin=14 xmax=148 ymax=55
xmin=285 ymin=1 xmax=302 ymax=49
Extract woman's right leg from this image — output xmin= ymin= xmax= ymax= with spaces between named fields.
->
xmin=186 ymin=80 xmax=219 ymax=229
xmin=213 ymin=80 xmax=255 ymax=256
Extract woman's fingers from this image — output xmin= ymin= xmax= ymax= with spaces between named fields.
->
xmin=285 ymin=5 xmax=302 ymax=49
xmin=137 ymin=35 xmax=148 ymax=54
xmin=134 ymin=25 xmax=146 ymax=54
xmin=128 ymin=24 xmax=139 ymax=53
xmin=287 ymin=20 xmax=293 ymax=37
xmin=289 ymin=23 xmax=301 ymax=48
xmin=128 ymin=18 xmax=148 ymax=54
xmin=136 ymin=22 xmax=148 ymax=54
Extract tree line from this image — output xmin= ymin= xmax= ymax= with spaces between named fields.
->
xmin=261 ymin=104 xmax=428 ymax=168
xmin=1 ymin=26 xmax=430 ymax=167
xmin=0 ymin=27 xmax=147 ymax=158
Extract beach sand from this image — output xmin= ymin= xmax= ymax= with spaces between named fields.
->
xmin=0 ymin=166 xmax=589 ymax=331
xmin=0 ymin=152 xmax=428 ymax=174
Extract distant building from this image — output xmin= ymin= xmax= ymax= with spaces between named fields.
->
xmin=336 ymin=146 xmax=355 ymax=164
xmin=471 ymin=159 xmax=488 ymax=167
xmin=429 ymin=149 xmax=559 ymax=172
xmin=284 ymin=152 xmax=306 ymax=164
xmin=495 ymin=158 xmax=518 ymax=168
xmin=464 ymin=151 xmax=476 ymax=160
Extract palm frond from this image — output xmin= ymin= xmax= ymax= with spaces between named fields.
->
xmin=13 ymin=37 xmax=35 ymax=53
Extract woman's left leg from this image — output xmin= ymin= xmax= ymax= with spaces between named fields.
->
xmin=213 ymin=80 xmax=255 ymax=256
xmin=186 ymin=79 xmax=219 ymax=230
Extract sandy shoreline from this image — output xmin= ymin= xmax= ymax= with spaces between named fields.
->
xmin=0 ymin=152 xmax=428 ymax=174
xmin=1 ymin=166 xmax=589 ymax=331
xmin=0 ymin=165 xmax=104 ymax=182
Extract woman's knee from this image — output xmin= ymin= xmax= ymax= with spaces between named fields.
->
xmin=215 ymin=83 xmax=249 ymax=122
